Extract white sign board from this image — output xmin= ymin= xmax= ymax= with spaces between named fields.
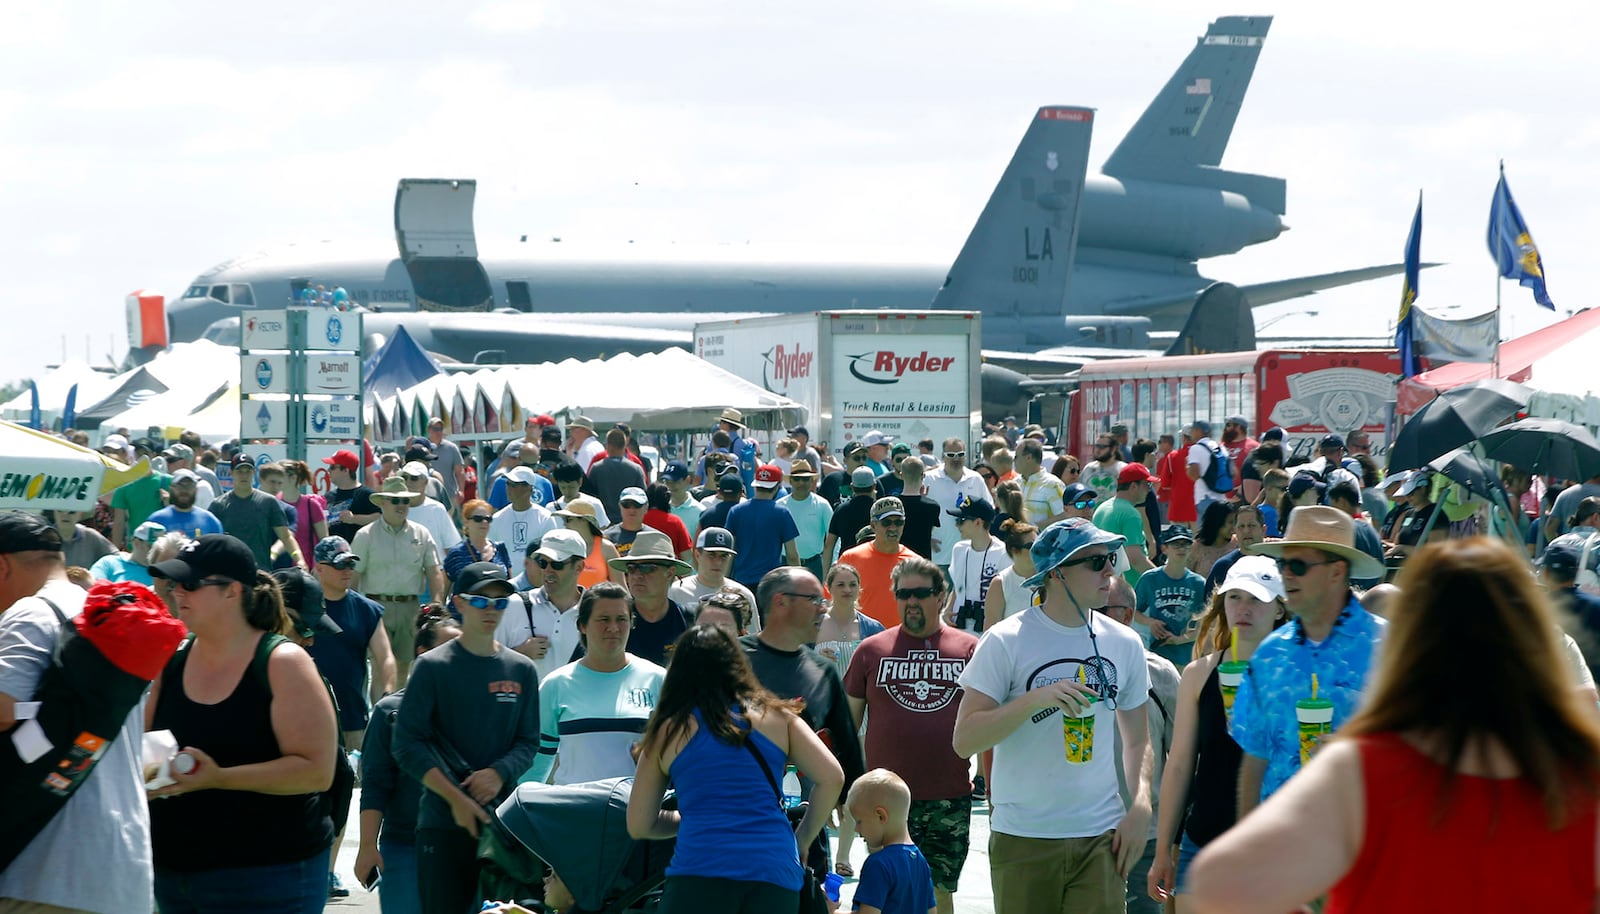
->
xmin=242 ymin=354 xmax=289 ymax=395
xmin=305 ymin=398 xmax=364 ymax=440
xmin=694 ymin=315 xmax=821 ymax=411
xmin=306 ymin=353 xmax=361 ymax=395
xmin=240 ymin=310 xmax=289 ymax=350
xmin=248 ymin=442 xmax=353 ymax=477
xmin=240 ymin=398 xmax=290 ymax=440
xmin=832 ymin=333 xmax=971 ymax=448
xmin=304 ymin=311 xmax=360 ymax=351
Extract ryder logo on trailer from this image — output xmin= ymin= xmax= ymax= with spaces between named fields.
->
xmin=761 ymin=343 xmax=814 ymax=391
xmin=846 ymin=350 xmax=958 ymax=386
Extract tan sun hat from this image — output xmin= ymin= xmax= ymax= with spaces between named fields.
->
xmin=1245 ymin=505 xmax=1385 ymax=581
xmin=607 ymin=529 xmax=693 ymax=577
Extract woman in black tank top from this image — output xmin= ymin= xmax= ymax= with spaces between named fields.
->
xmin=1147 ymin=555 xmax=1288 ymax=911
xmin=145 ymin=534 xmax=339 ymax=914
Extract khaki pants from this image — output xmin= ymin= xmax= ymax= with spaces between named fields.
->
xmin=990 ymin=829 xmax=1124 ymax=914
xmin=378 ymin=596 xmax=421 ymax=678
xmin=0 ymin=901 xmax=96 ymax=914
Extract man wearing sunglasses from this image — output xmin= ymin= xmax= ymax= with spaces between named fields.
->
xmin=497 ymin=529 xmax=590 ymax=680
xmin=1233 ymin=506 xmax=1387 ymax=817
xmin=955 ymin=518 xmax=1153 ymax=914
xmin=843 ymin=556 xmax=979 ymax=914
xmin=669 ymin=527 xmax=759 ymax=632
xmin=606 ymin=530 xmax=693 ymax=667
xmin=1063 ymin=482 xmax=1099 ymax=521
xmin=837 ymin=497 xmax=920 ymax=628
xmin=925 ymin=437 xmax=993 ymax=569
xmin=309 ymin=536 xmax=396 ymax=750
xmin=818 ymin=440 xmax=869 ymax=508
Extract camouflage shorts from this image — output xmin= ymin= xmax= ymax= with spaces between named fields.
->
xmin=907 ymin=796 xmax=973 ymax=892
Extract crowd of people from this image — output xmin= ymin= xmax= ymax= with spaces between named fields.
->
xmin=7 ymin=406 xmax=1600 ymax=913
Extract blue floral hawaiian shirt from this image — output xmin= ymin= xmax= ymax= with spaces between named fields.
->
xmin=1229 ymin=595 xmax=1386 ymax=800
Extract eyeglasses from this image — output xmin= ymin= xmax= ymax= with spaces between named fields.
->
xmin=1064 ymin=467 xmax=1081 ymax=475
xmin=459 ymin=595 xmax=511 ymax=611
xmin=625 ymin=563 xmax=664 ymax=575
xmin=894 ymin=586 xmax=939 ymax=600
xmin=1060 ymin=553 xmax=1116 ymax=572
xmin=534 ymin=555 xmax=573 ymax=570
xmin=875 ymin=518 xmax=905 ymax=527
xmin=178 ymin=577 xmax=233 ymax=592
xmin=944 ymin=452 xmax=966 ymax=459
xmin=469 ymin=514 xmax=493 ymax=523
xmin=1071 ymin=499 xmax=1096 ymax=509
xmin=781 ymin=591 xmax=826 ymax=606
xmin=1275 ymin=556 xmax=1340 ymax=577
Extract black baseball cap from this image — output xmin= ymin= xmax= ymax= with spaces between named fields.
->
xmin=149 ymin=534 xmax=257 ymax=586
xmin=946 ymin=497 xmax=996 ymax=524
xmin=718 ymin=474 xmax=744 ymax=494
xmin=404 ymin=442 xmax=436 ymax=463
xmin=0 ymin=512 xmax=63 ymax=554
xmin=271 ymin=567 xmax=342 ymax=635
xmin=453 ymin=561 xmax=516 ymax=597
xmin=696 ymin=526 xmax=737 ymax=553
xmin=230 ymin=453 xmax=256 ymax=470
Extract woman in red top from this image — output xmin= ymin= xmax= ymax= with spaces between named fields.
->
xmin=1186 ymin=537 xmax=1600 ymax=913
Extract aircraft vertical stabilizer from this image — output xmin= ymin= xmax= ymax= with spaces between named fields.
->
xmin=931 ymin=106 xmax=1094 ymax=318
xmin=1102 ymin=16 xmax=1284 ymax=214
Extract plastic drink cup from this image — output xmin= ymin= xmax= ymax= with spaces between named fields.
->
xmin=1217 ymin=661 xmax=1248 ymax=719
xmin=823 ymin=872 xmax=844 ymax=902
xmin=1062 ymin=695 xmax=1099 ymax=763
xmin=1296 ymin=697 xmax=1335 ymax=764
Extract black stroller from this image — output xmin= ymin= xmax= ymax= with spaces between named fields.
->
xmin=491 ymin=777 xmax=674 ymax=913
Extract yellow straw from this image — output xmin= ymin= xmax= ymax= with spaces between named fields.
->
xmin=1076 ymin=666 xmax=1086 ymax=684
xmin=1230 ymin=629 xmax=1238 ymax=663
xmin=1311 ymin=673 xmax=1319 ymax=700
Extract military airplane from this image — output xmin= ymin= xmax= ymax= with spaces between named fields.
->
xmin=158 ymin=15 xmax=1402 ymax=373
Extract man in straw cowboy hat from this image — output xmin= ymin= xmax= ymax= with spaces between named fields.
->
xmin=1233 ymin=505 xmax=1387 ymax=815
xmin=607 ymin=529 xmax=693 ymax=666
xmin=715 ymin=406 xmax=760 ymax=488
xmin=352 ymin=475 xmax=448 ymax=676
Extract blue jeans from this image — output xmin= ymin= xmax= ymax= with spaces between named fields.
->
xmin=1125 ymin=839 xmax=1159 ymax=914
xmin=1174 ymin=832 xmax=1204 ymax=895
xmin=155 ymin=848 xmax=331 ymax=914
xmin=378 ymin=841 xmax=421 ymax=914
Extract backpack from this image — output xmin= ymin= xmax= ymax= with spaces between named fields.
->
xmin=246 ymin=634 xmax=357 ymax=834
xmin=1201 ymin=439 xmax=1235 ymax=493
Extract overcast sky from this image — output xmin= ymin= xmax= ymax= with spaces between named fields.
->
xmin=2 ymin=0 xmax=1592 ymax=386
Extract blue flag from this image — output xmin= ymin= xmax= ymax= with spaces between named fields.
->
xmin=27 ymin=381 xmax=40 ymax=431
xmin=62 ymin=383 xmax=78 ymax=431
xmin=1487 ymin=165 xmax=1554 ymax=309
xmin=1396 ymin=194 xmax=1422 ymax=379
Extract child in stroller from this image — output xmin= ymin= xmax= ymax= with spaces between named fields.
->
xmin=490 ymin=776 xmax=675 ymax=913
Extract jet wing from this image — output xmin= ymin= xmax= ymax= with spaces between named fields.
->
xmin=1097 ymin=262 xmax=1433 ymax=319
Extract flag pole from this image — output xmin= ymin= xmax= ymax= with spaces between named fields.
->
xmin=1492 ymin=159 xmax=1504 ymax=380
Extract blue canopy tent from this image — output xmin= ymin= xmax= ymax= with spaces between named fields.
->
xmin=363 ymin=325 xmax=443 ymax=402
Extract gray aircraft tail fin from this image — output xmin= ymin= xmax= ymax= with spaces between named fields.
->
xmin=931 ymin=106 xmax=1094 ymax=317
xmin=1102 ymin=16 xmax=1282 ymax=212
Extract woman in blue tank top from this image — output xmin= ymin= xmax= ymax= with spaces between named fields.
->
xmin=628 ymin=624 xmax=844 ymax=913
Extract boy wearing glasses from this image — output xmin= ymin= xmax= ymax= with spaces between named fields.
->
xmin=954 ymin=519 xmax=1153 ymax=914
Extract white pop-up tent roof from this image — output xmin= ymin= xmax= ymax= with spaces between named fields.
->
xmin=0 ymin=359 xmax=117 ymax=427
xmin=373 ymin=348 xmax=808 ymax=440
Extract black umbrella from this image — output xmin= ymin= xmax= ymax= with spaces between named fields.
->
xmin=1427 ymin=447 xmax=1507 ymax=502
xmin=1387 ymin=379 xmax=1532 ymax=473
xmin=1475 ymin=417 xmax=1600 ymax=481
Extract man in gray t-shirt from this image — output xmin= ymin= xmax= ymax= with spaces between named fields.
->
xmin=427 ymin=420 xmax=466 ymax=505
xmin=210 ymin=456 xmax=300 ymax=567
xmin=1546 ymin=477 xmax=1600 ymax=543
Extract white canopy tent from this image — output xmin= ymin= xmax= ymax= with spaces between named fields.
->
xmin=91 ymin=342 xmax=242 ymax=445
xmin=371 ymin=348 xmax=808 ymax=441
xmin=1521 ymin=325 xmax=1600 ymax=430
xmin=0 ymin=360 xmax=117 ymax=428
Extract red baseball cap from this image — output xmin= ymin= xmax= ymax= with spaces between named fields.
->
xmin=753 ymin=464 xmax=784 ymax=489
xmin=322 ymin=449 xmax=360 ymax=471
xmin=1118 ymin=463 xmax=1154 ymax=485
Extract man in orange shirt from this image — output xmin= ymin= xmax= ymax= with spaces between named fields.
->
xmin=837 ymin=496 xmax=918 ymax=627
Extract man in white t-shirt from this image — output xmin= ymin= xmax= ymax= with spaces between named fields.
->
xmin=923 ymin=437 xmax=993 ymax=567
xmin=0 ymin=514 xmax=156 ymax=914
xmin=668 ymin=527 xmax=760 ymax=634
xmin=497 ymin=528 xmax=589 ymax=679
xmin=1185 ymin=419 xmax=1226 ymax=517
xmin=490 ymin=466 xmax=559 ymax=559
xmin=954 ymin=518 xmax=1152 ymax=914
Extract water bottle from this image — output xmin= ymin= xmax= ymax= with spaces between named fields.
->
xmin=781 ymin=764 xmax=803 ymax=809
xmin=348 ymin=749 xmax=362 ymax=771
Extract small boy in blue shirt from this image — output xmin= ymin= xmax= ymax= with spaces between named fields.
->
xmin=845 ymin=769 xmax=936 ymax=914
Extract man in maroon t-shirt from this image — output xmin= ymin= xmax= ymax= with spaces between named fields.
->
xmin=844 ymin=554 xmax=978 ymax=914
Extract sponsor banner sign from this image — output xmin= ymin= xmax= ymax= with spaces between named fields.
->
xmin=241 ymin=310 xmax=288 ymax=350
xmin=305 ymin=398 xmax=363 ymax=440
xmin=0 ymin=466 xmax=102 ymax=511
xmin=242 ymin=354 xmax=289 ymax=395
xmin=241 ymin=398 xmax=290 ymax=440
xmin=307 ymin=353 xmax=360 ymax=395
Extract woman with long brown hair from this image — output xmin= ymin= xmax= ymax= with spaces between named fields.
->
xmin=628 ymin=624 xmax=843 ymax=913
xmin=1148 ymin=556 xmax=1289 ymax=910
xmin=1187 ymin=537 xmax=1600 ymax=912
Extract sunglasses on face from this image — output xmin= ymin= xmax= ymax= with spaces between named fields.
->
xmin=1276 ymin=557 xmax=1339 ymax=576
xmin=178 ymin=577 xmax=233 ymax=592
xmin=626 ymin=563 xmax=664 ymax=575
xmin=1061 ymin=553 xmax=1116 ymax=572
xmin=1072 ymin=499 xmax=1096 ymax=509
xmin=781 ymin=591 xmax=826 ymax=606
xmin=876 ymin=518 xmax=905 ymax=527
xmin=944 ymin=452 xmax=966 ymax=460
xmin=535 ymin=555 xmax=573 ymax=570
xmin=894 ymin=586 xmax=939 ymax=600
xmin=469 ymin=514 xmax=494 ymax=523
xmin=460 ymin=595 xmax=511 ymax=611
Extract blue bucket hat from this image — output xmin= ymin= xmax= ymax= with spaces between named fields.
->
xmin=1022 ymin=518 xmax=1125 ymax=589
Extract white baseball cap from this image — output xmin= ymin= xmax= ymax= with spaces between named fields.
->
xmin=534 ymin=528 xmax=590 ymax=563
xmin=1218 ymin=555 xmax=1286 ymax=603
